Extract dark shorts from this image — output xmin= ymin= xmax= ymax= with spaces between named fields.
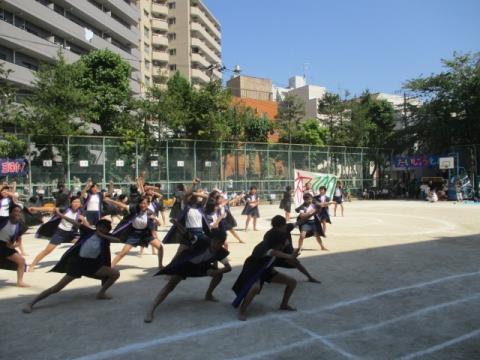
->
xmin=125 ymin=230 xmax=154 ymax=247
xmin=50 ymin=229 xmax=78 ymax=245
xmin=85 ymin=211 xmax=100 ymax=226
xmin=300 ymin=220 xmax=320 ymax=235
xmin=279 ymin=199 xmax=292 ymax=213
xmin=242 ymin=205 xmax=260 ymax=218
xmin=182 ymin=228 xmax=209 ymax=247
xmin=0 ymin=241 xmax=17 ymax=259
xmin=334 ymin=196 xmax=343 ymax=204
xmin=65 ymin=255 xmax=103 ymax=279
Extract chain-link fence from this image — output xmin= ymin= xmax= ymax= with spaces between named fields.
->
xmin=1 ymin=135 xmax=393 ymax=199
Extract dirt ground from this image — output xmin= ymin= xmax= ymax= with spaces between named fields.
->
xmin=1 ymin=200 xmax=479 ymax=360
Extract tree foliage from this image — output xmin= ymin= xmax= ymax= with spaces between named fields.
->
xmin=275 ymin=94 xmax=306 ymax=143
xmin=403 ymin=52 xmax=480 ymax=152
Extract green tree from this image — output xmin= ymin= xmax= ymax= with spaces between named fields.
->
xmin=275 ymin=94 xmax=306 ymax=143
xmin=282 ymin=118 xmax=327 ymax=146
xmin=24 ymin=52 xmax=92 ymax=137
xmin=403 ymin=52 xmax=480 ymax=152
xmin=77 ymin=49 xmax=132 ymax=135
xmin=0 ymin=63 xmax=27 ymax=157
xmin=317 ymin=92 xmax=349 ymax=144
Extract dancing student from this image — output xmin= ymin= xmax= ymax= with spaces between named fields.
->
xmin=163 ymin=189 xmax=210 ymax=260
xmin=296 ymin=193 xmax=327 ymax=251
xmin=28 ymin=196 xmax=85 ymax=272
xmin=106 ymin=196 xmax=164 ymax=268
xmin=242 ymin=186 xmax=260 ymax=231
xmin=82 ymin=180 xmax=104 ymax=227
xmin=333 ymin=182 xmax=344 ymax=217
xmin=23 ymin=219 xmax=121 ymax=313
xmin=0 ymin=184 xmax=17 ymax=222
xmin=144 ymin=228 xmax=231 ymax=323
xmin=232 ymin=228 xmax=298 ymax=321
xmin=140 ymin=187 xmax=164 ymax=256
xmin=279 ymin=185 xmax=293 ymax=221
xmin=155 ymin=184 xmax=167 ymax=226
xmin=169 ymin=183 xmax=186 ymax=220
xmin=303 ymin=182 xmax=314 ymax=196
xmin=270 ymin=215 xmax=320 ymax=282
xmin=216 ymin=194 xmax=244 ymax=244
xmin=0 ymin=205 xmax=29 ymax=287
xmin=314 ymin=186 xmax=333 ymax=237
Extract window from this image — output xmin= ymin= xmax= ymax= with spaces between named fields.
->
xmin=144 ymin=60 xmax=150 ymax=69
xmin=168 ymin=32 xmax=176 ymax=41
xmin=144 ymin=75 xmax=150 ymax=84
xmin=0 ymin=9 xmax=13 ymax=24
xmin=144 ymin=26 xmax=150 ymax=37
xmin=168 ymin=2 xmax=176 ymax=9
xmin=168 ymin=17 xmax=176 ymax=25
xmin=169 ymin=64 xmax=176 ymax=71
xmin=169 ymin=48 xmax=176 ymax=56
xmin=144 ymin=43 xmax=150 ymax=54
xmin=0 ymin=45 xmax=13 ymax=62
xmin=143 ymin=9 xmax=149 ymax=17
xmin=192 ymin=47 xmax=199 ymax=54
xmin=54 ymin=4 xmax=65 ymax=15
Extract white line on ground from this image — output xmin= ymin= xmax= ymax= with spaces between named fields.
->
xmin=72 ymin=270 xmax=480 ymax=360
xmin=326 ymin=292 xmax=480 ymax=338
xmin=398 ymin=328 xmax=480 ymax=360
xmin=227 ymin=338 xmax=318 ymax=360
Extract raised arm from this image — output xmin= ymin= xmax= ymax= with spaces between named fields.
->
xmin=103 ymin=197 xmax=129 ymax=210
xmin=28 ymin=206 xmax=57 ymax=214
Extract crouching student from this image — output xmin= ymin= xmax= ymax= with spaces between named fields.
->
xmin=232 ymin=229 xmax=298 ymax=321
xmin=144 ymin=228 xmax=231 ymax=323
xmin=23 ymin=219 xmax=120 ymax=313
xmin=0 ymin=205 xmax=29 ymax=287
xmin=270 ymin=215 xmax=320 ymax=283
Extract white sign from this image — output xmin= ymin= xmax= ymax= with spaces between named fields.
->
xmin=79 ymin=160 xmax=89 ymax=167
xmin=205 ymin=161 xmax=212 ymax=167
xmin=177 ymin=160 xmax=184 ymax=167
xmin=116 ymin=160 xmax=125 ymax=167
xmin=43 ymin=160 xmax=52 ymax=167
xmin=439 ymin=157 xmax=454 ymax=170
xmin=150 ymin=160 xmax=158 ymax=167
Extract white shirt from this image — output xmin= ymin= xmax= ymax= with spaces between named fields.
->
xmin=148 ymin=203 xmax=156 ymax=213
xmin=132 ymin=212 xmax=148 ymax=230
xmin=0 ymin=221 xmax=17 ymax=243
xmin=335 ymin=188 xmax=342 ymax=197
xmin=86 ymin=194 xmax=100 ymax=211
xmin=186 ymin=208 xmax=203 ymax=229
xmin=0 ymin=198 xmax=10 ymax=217
xmin=300 ymin=204 xmax=316 ymax=221
xmin=208 ymin=212 xmax=219 ymax=227
xmin=58 ymin=209 xmax=78 ymax=231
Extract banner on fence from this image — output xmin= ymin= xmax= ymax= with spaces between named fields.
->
xmin=392 ymin=155 xmax=438 ymax=170
xmin=294 ymin=169 xmax=337 ymax=207
xmin=0 ymin=158 xmax=28 ymax=176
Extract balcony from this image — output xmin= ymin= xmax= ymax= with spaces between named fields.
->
xmin=151 ymin=18 xmax=168 ymax=32
xmin=107 ymin=0 xmax=139 ymax=24
xmin=191 ymin=53 xmax=210 ymax=68
xmin=190 ymin=6 xmax=221 ymax=40
xmin=152 ymin=50 xmax=169 ymax=63
xmin=152 ymin=34 xmax=169 ymax=47
xmin=152 ymin=66 xmax=169 ymax=78
xmin=152 ymin=3 xmax=168 ymax=16
xmin=191 ymin=22 xmax=221 ymax=53
xmin=1 ymin=61 xmax=35 ymax=88
xmin=191 ymin=68 xmax=210 ymax=84
xmin=191 ymin=37 xmax=220 ymax=64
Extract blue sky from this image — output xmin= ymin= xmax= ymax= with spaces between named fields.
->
xmin=203 ymin=0 xmax=480 ymax=96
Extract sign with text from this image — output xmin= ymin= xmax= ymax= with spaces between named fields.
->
xmin=392 ymin=155 xmax=438 ymax=170
xmin=294 ymin=169 xmax=337 ymax=207
xmin=150 ymin=160 xmax=158 ymax=167
xmin=0 ymin=158 xmax=28 ymax=176
xmin=115 ymin=160 xmax=125 ymax=167
xmin=177 ymin=160 xmax=184 ymax=167
xmin=79 ymin=160 xmax=89 ymax=167
xmin=43 ymin=159 xmax=52 ymax=167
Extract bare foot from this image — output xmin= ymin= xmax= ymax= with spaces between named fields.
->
xmin=28 ymin=266 xmax=36 ymax=272
xmin=308 ymin=277 xmax=322 ymax=284
xmin=238 ymin=312 xmax=247 ymax=321
xmin=22 ymin=304 xmax=33 ymax=314
xmin=280 ymin=304 xmax=297 ymax=311
xmin=144 ymin=313 xmax=154 ymax=323
xmin=205 ymin=295 xmax=219 ymax=302
xmin=321 ymin=247 xmax=329 ymax=251
xmin=238 ymin=239 xmax=245 ymax=244
xmin=96 ymin=293 xmax=112 ymax=300
xmin=17 ymin=282 xmax=30 ymax=288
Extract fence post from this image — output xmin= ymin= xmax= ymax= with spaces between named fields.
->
xmin=135 ymin=139 xmax=139 ymax=179
xmin=67 ymin=136 xmax=71 ymax=190
xmin=193 ymin=140 xmax=197 ymax=179
xmin=219 ymin=141 xmax=223 ymax=187
xmin=308 ymin=145 xmax=311 ymax=171
xmin=28 ymin=135 xmax=32 ymax=194
xmin=102 ymin=136 xmax=106 ymax=189
xmin=166 ymin=140 xmax=170 ymax=195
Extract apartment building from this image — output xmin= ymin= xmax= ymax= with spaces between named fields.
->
xmin=140 ymin=0 xmax=222 ymax=90
xmin=0 ymin=0 xmax=141 ymax=95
